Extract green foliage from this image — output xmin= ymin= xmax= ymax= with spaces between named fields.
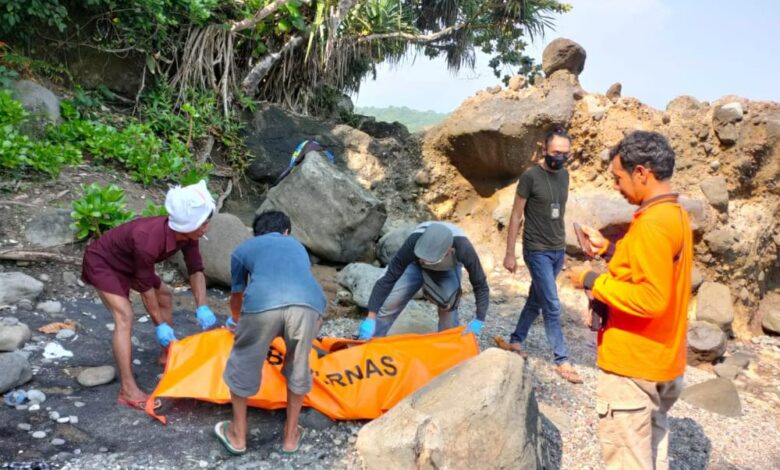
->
xmin=141 ymin=201 xmax=168 ymax=217
xmin=0 ymin=0 xmax=68 ymax=36
xmin=355 ymin=105 xmax=449 ymax=132
xmin=0 ymin=90 xmax=82 ymax=177
xmin=70 ymin=183 xmax=135 ymax=239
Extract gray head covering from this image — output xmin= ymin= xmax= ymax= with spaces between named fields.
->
xmin=414 ymin=223 xmax=453 ymax=263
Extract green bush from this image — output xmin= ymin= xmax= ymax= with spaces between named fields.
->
xmin=141 ymin=201 xmax=168 ymax=217
xmin=71 ymin=183 xmax=135 ymax=240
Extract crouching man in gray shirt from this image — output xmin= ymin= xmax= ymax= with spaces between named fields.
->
xmin=213 ymin=210 xmax=326 ymax=456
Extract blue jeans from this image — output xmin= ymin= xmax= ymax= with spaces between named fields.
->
xmin=375 ymin=263 xmax=462 ymax=337
xmin=510 ymin=249 xmax=570 ymax=365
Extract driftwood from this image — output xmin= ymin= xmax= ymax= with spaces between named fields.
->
xmin=0 ymin=250 xmax=81 ymax=265
xmin=215 ymin=179 xmax=234 ymax=213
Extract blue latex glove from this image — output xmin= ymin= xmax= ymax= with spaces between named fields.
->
xmin=196 ymin=305 xmax=217 ymax=330
xmin=357 ymin=318 xmax=376 ymax=340
xmin=225 ymin=317 xmax=238 ymax=333
xmin=463 ymin=319 xmax=484 ymax=336
xmin=155 ymin=323 xmax=177 ymax=347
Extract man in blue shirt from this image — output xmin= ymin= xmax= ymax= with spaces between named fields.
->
xmin=213 ymin=211 xmax=326 ymax=456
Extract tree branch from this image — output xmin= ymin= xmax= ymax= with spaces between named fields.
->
xmin=0 ymin=250 xmax=81 ymax=265
xmin=241 ymin=35 xmax=304 ymax=97
xmin=231 ymin=0 xmax=296 ymax=33
xmin=356 ymin=24 xmax=466 ymax=44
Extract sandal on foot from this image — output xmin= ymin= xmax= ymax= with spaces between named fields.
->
xmin=214 ymin=420 xmax=246 ymax=455
xmin=493 ymin=336 xmax=528 ymax=358
xmin=117 ymin=396 xmax=162 ymax=411
xmin=555 ymin=364 xmax=583 ymax=384
xmin=281 ymin=425 xmax=305 ymax=454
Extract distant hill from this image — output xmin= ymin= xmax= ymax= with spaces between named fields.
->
xmin=355 ymin=106 xmax=450 ymax=133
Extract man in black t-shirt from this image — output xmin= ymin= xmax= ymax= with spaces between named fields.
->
xmin=497 ymin=128 xmax=582 ymax=384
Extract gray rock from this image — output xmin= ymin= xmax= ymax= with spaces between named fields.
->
xmin=413 ymin=169 xmax=432 ymax=187
xmin=37 ymin=301 xmax=62 ymax=314
xmin=51 ymin=438 xmax=66 ymax=446
xmin=173 ymin=213 xmax=251 ymax=287
xmin=56 ymin=329 xmax=75 ymax=340
xmin=712 ymin=102 xmax=743 ymax=145
xmin=0 ymin=352 xmax=33 ymax=394
xmin=606 ymin=82 xmax=622 ymax=102
xmin=758 ymin=292 xmax=780 ymax=334
xmin=24 ymin=209 xmax=76 ymax=248
xmin=38 ymin=274 xmax=50 ymax=282
xmin=376 ymin=223 xmax=416 ymax=265
xmin=336 ymin=263 xmax=385 ymax=308
xmin=0 ymin=272 xmax=44 ymax=305
xmin=696 ymin=282 xmax=735 ymax=334
xmin=723 ymin=352 xmax=752 ymax=369
xmin=11 ymin=80 xmax=60 ymax=136
xmin=62 ymin=271 xmax=78 ymax=286
xmin=357 ymin=348 xmax=543 ymax=469
xmin=26 ymin=389 xmax=46 ymax=403
xmin=507 ymin=75 xmax=527 ymax=91
xmin=32 ymin=431 xmax=47 ymax=439
xmin=713 ymin=363 xmax=741 ymax=380
xmin=387 ymin=301 xmax=438 ymax=336
xmin=704 ymin=228 xmax=736 ymax=256
xmin=77 ymin=365 xmax=116 ymax=387
xmin=699 ymin=176 xmax=729 ymax=212
xmin=687 ymin=321 xmax=726 ymax=365
xmin=542 ymin=38 xmax=586 ymax=76
xmin=17 ymin=422 xmax=32 ymax=431
xmin=681 ymin=378 xmax=742 ymax=417
xmin=0 ymin=323 xmax=32 ymax=351
xmin=691 ymin=267 xmax=704 ymax=292
xmin=259 ymin=152 xmax=386 ymax=263
xmin=298 ymin=408 xmax=336 ymax=431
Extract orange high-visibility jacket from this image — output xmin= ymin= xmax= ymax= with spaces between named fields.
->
xmin=589 ymin=194 xmax=693 ymax=382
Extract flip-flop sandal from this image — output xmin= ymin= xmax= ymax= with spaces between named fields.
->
xmin=117 ymin=396 xmax=162 ymax=411
xmin=493 ymin=336 xmax=528 ymax=358
xmin=281 ymin=425 xmax=305 ymax=454
xmin=214 ymin=420 xmax=246 ymax=455
xmin=555 ymin=365 xmax=584 ymax=384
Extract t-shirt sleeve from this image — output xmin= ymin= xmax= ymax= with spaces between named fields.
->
xmin=454 ymin=238 xmax=490 ymax=321
xmin=516 ymin=170 xmax=533 ymax=199
xmin=230 ymin=250 xmax=249 ymax=293
xmin=367 ymin=234 xmax=418 ymax=313
xmin=181 ymin=240 xmax=205 ymax=275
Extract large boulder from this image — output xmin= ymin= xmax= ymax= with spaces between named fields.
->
xmin=356 ymin=348 xmax=544 ymax=470
xmin=174 ymin=213 xmax=251 ymax=287
xmin=0 ymin=352 xmax=33 ymax=394
xmin=680 ymin=378 xmax=742 ymax=417
xmin=712 ymin=102 xmax=743 ymax=145
xmin=687 ymin=321 xmax=726 ymax=365
xmin=696 ymin=282 xmax=735 ymax=334
xmin=758 ymin=292 xmax=780 ymax=334
xmin=427 ymin=70 xmax=579 ymax=195
xmin=336 ymin=263 xmax=386 ymax=308
xmin=258 ymin=152 xmax=386 ymax=263
xmin=0 ymin=320 xmax=32 ymax=352
xmin=387 ymin=301 xmax=437 ymax=336
xmin=0 ymin=273 xmax=44 ymax=305
xmin=376 ymin=223 xmax=416 ymax=265
xmin=542 ymin=38 xmax=586 ymax=77
xmin=24 ymin=209 xmax=76 ymax=248
xmin=11 ymin=80 xmax=60 ymax=136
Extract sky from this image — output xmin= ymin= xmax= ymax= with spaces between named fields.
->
xmin=351 ymin=0 xmax=780 ymax=114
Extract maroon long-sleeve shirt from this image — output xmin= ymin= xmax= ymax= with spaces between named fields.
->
xmin=81 ymin=216 xmax=203 ymax=296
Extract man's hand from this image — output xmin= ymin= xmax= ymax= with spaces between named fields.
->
xmin=155 ymin=323 xmax=177 ymax=347
xmin=357 ymin=318 xmax=376 ymax=340
xmin=463 ymin=319 xmax=484 ymax=336
xmin=503 ymin=252 xmax=517 ymax=273
xmin=568 ymin=265 xmax=591 ymax=289
xmin=225 ymin=317 xmax=238 ymax=333
xmin=581 ymin=225 xmax=607 ymax=257
xmin=196 ymin=305 xmax=217 ymax=330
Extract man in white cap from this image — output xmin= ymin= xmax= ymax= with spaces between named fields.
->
xmin=81 ymin=180 xmax=218 ymax=412
xmin=356 ymin=221 xmax=490 ymax=339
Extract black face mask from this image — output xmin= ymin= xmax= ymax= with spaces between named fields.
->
xmin=544 ymin=154 xmax=568 ymax=170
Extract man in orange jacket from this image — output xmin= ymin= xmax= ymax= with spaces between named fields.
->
xmin=569 ymin=131 xmax=693 ymax=470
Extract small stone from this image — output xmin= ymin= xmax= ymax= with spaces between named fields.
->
xmin=709 ymin=160 xmax=720 ymax=171
xmin=32 ymin=431 xmax=47 ymax=439
xmin=606 ymin=82 xmax=622 ymax=102
xmin=270 ymin=452 xmax=281 ymax=460
xmin=51 ymin=438 xmax=65 ymax=446
xmin=662 ymin=113 xmax=671 ymax=124
xmin=599 ymin=148 xmax=611 ymax=163
xmin=49 ymin=411 xmax=60 ymax=420
xmin=17 ymin=300 xmax=33 ymax=311
xmin=36 ymin=301 xmax=62 ymax=314
xmin=28 ymin=404 xmax=40 ymax=411
xmin=17 ymin=422 xmax=32 ymax=431
xmin=137 ymin=316 xmax=149 ymax=323
xmin=106 ymin=323 xmax=115 ymax=332
xmin=99 ymin=447 xmax=109 ymax=453
xmin=413 ymin=169 xmax=432 ymax=187
xmin=74 ymin=449 xmax=81 ymax=455
xmin=38 ymin=274 xmax=51 ymax=282
xmin=198 ymin=461 xmax=208 ymax=468
xmin=77 ymin=366 xmax=116 ymax=387
xmin=133 ymin=359 xmax=141 ymax=365
xmin=69 ymin=415 xmax=78 ymax=424
xmin=57 ymin=416 xmax=70 ymax=423
xmin=62 ymin=272 xmax=78 ymax=285
xmin=713 ymin=363 xmax=741 ymax=380
xmin=76 ymin=280 xmax=85 ymax=287
xmin=56 ymin=329 xmax=75 ymax=340
xmin=74 ymin=401 xmax=85 ymax=408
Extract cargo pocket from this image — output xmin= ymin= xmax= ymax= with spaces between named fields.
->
xmin=598 ymin=398 xmax=648 ymax=447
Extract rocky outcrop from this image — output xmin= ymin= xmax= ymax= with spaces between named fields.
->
xmin=542 ymin=38 xmax=586 ymax=77
xmin=696 ymin=282 xmax=735 ymax=334
xmin=356 ymin=348 xmax=544 ymax=470
xmin=0 ymin=352 xmax=33 ymax=394
xmin=24 ymin=209 xmax=76 ymax=248
xmin=11 ymin=80 xmax=60 ymax=136
xmin=336 ymin=263 xmax=385 ymax=308
xmin=259 ymin=152 xmax=387 ymax=263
